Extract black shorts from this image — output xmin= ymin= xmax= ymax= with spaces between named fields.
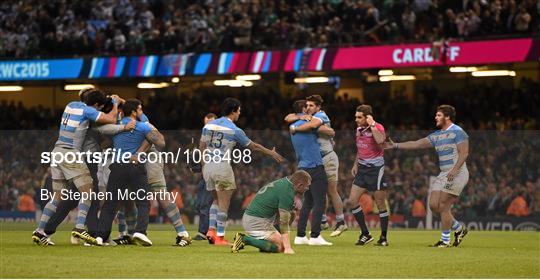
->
xmin=353 ymin=164 xmax=387 ymax=192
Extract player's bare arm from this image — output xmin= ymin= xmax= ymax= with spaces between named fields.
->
xmin=95 ymin=95 xmax=121 ymax=124
xmin=385 ymin=137 xmax=432 ymax=150
xmin=317 ymin=125 xmax=335 ymax=137
xmin=284 ymin=113 xmax=312 ymax=123
xmin=145 ymin=130 xmax=165 ymax=149
xmin=290 ymin=117 xmax=323 ymax=133
xmin=127 ymin=140 xmax=151 ymax=164
xmin=137 ymin=140 xmax=151 ymax=153
xmin=278 ymin=208 xmax=294 ymax=254
xmin=447 ymin=139 xmax=469 ymax=181
xmin=247 ymin=142 xmax=285 ymax=163
xmin=93 ymin=120 xmax=136 ymax=136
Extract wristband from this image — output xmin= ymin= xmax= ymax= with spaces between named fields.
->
xmin=290 ymin=125 xmax=296 ymax=133
xmin=393 ymin=143 xmax=399 ymax=149
xmin=112 ymin=98 xmax=118 ymax=105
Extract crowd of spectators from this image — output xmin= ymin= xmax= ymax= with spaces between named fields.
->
xmin=1 ymin=0 xmax=539 ymax=58
xmin=1 ymin=79 xmax=538 ymax=226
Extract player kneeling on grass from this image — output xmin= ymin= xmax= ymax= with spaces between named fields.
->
xmin=231 ymin=170 xmax=311 ymax=254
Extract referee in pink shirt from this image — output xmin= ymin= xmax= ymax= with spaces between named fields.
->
xmin=348 ymin=105 xmax=390 ymax=247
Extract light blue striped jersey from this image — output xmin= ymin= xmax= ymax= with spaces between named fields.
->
xmin=201 ymin=117 xmax=251 ymax=161
xmin=55 ymin=101 xmax=102 ymax=150
xmin=427 ymin=124 xmax=468 ymax=171
xmin=312 ymin=110 xmax=334 ymax=154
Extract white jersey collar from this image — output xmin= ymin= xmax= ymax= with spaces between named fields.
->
xmin=443 ymin=123 xmax=456 ymax=131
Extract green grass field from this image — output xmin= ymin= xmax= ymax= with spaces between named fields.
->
xmin=1 ymin=222 xmax=539 ymax=278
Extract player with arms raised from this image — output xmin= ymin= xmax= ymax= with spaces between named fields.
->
xmin=385 ymin=105 xmax=469 ymax=247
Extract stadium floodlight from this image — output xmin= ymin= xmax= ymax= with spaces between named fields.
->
xmin=449 ymin=66 xmax=478 ymax=73
xmin=137 ymin=82 xmax=169 ymax=89
xmin=379 ymin=75 xmax=416 ymax=82
xmin=229 ymin=81 xmax=253 ymax=87
xmin=213 ymin=80 xmax=253 ymax=87
xmin=294 ymin=77 xmax=329 ymax=84
xmin=378 ymin=69 xmax=394 ymax=76
xmin=0 ymin=86 xmax=23 ymax=92
xmin=64 ymin=84 xmax=95 ymax=91
xmin=235 ymin=74 xmax=261 ymax=81
xmin=171 ymin=77 xmax=180 ymax=83
xmin=471 ymin=70 xmax=516 ymax=77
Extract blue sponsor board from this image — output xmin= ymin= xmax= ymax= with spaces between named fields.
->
xmin=0 ymin=59 xmax=83 ymax=81
xmin=0 ymin=211 xmax=35 ymax=222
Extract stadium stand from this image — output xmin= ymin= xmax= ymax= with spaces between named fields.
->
xmin=1 ymin=0 xmax=539 ymax=58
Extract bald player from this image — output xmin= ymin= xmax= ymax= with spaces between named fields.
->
xmin=231 ymin=170 xmax=311 ymax=254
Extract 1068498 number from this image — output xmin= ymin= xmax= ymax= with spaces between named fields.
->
xmin=184 ymin=149 xmax=251 ymax=164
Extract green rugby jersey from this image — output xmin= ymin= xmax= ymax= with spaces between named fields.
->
xmin=245 ymin=177 xmax=295 ymax=218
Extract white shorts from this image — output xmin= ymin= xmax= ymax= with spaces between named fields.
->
xmin=322 ymin=151 xmax=339 ymax=183
xmin=242 ymin=214 xmax=278 ymax=240
xmin=202 ymin=162 xmax=236 ymax=191
xmin=146 ymin=161 xmax=166 ymax=188
xmin=432 ymin=166 xmax=469 ymax=196
xmin=50 ymin=146 xmax=92 ymax=189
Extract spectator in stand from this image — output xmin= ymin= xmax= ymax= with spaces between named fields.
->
xmin=506 ymin=190 xmax=531 ymax=217
xmin=359 ymin=193 xmax=373 ymax=215
xmin=515 ymin=5 xmax=532 ymax=32
xmin=241 ymin=190 xmax=256 ymax=211
xmin=1 ymin=0 xmax=538 ymax=58
xmin=484 ymin=183 xmax=499 ymax=216
xmin=17 ymin=189 xmax=36 ymax=213
xmin=411 ymin=196 xmax=426 ymax=218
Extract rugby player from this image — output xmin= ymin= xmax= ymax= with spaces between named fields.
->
xmin=191 ymin=113 xmax=217 ymax=241
xmin=385 ymin=105 xmax=469 ymax=247
xmin=95 ymin=99 xmax=165 ymax=246
xmin=200 ymin=98 xmax=285 ymax=245
xmin=285 ymin=95 xmax=347 ymax=237
xmin=231 ymin=170 xmax=311 ymax=254
xmin=113 ymin=112 xmax=192 ymax=246
xmin=45 ymin=88 xmax=135 ymax=246
xmin=289 ymin=100 xmax=332 ymax=246
xmin=32 ymin=89 xmax=122 ymax=246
